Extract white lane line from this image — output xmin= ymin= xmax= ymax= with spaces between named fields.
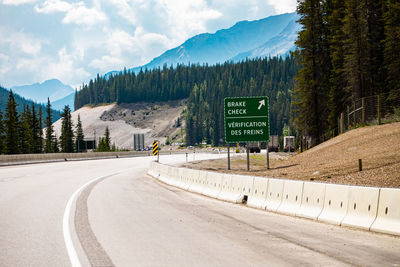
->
xmin=63 ymin=173 xmax=119 ymax=267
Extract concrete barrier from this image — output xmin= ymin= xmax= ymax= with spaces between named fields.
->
xmin=341 ymin=186 xmax=380 ymax=230
xmin=147 ymin=163 xmax=400 ymax=236
xmin=277 ymin=180 xmax=304 ymax=216
xmin=217 ymin=174 xmax=243 ymax=203
xmin=370 ymin=188 xmax=400 ymax=235
xmin=177 ymin=168 xmax=190 ymax=190
xmin=318 ymin=184 xmax=350 ymax=225
xmin=189 ymin=170 xmax=207 ymax=194
xmin=240 ymin=175 xmax=255 ymax=198
xmin=187 ymin=169 xmax=201 ymax=192
xmin=230 ymin=174 xmax=246 ymax=203
xmin=202 ymin=172 xmax=223 ymax=198
xmin=264 ymin=178 xmax=284 ymax=211
xmin=147 ymin=162 xmax=159 ymax=177
xmin=296 ymin=182 xmax=326 ymax=220
xmin=247 ymin=177 xmax=268 ymax=209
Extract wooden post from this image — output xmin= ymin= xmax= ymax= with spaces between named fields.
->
xmin=359 ymin=159 xmax=362 ymax=171
xmin=347 ymin=105 xmax=350 ymax=129
xmin=340 ymin=112 xmax=344 ymax=134
xmin=378 ymin=94 xmax=381 ymax=125
xmin=362 ymin=97 xmax=365 ymax=123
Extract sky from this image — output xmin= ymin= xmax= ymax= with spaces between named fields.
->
xmin=0 ymin=0 xmax=297 ymax=89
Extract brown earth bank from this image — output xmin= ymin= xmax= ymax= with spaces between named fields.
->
xmin=182 ymin=122 xmax=400 ymax=188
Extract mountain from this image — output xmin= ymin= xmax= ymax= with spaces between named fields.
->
xmin=52 ymin=92 xmax=75 ymax=111
xmin=108 ymin=12 xmax=299 ymax=76
xmin=230 ymin=17 xmax=301 ymax=62
xmin=11 ymin=79 xmax=74 ymax=104
xmin=0 ymin=86 xmax=61 ymax=122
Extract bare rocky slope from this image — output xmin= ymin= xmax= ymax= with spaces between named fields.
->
xmin=185 ymin=122 xmax=400 ymax=188
xmin=52 ymin=100 xmax=185 ymax=149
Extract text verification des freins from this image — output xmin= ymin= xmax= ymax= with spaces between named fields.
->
xmin=228 ymin=121 xmax=267 ymax=136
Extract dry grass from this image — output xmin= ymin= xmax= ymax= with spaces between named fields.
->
xmin=183 ymin=122 xmax=400 ymax=188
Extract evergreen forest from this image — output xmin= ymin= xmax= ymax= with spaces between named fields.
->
xmin=75 ymin=56 xmax=299 ymax=145
xmin=293 ymin=0 xmax=400 ymax=145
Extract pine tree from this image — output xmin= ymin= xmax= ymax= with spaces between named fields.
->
xmin=45 ymin=98 xmax=54 ymax=153
xmin=19 ymin=105 xmax=33 ymax=154
xmin=104 ymin=126 xmax=111 ymax=151
xmin=0 ymin=110 xmax=5 ymax=154
xmin=292 ymin=0 xmax=330 ymax=145
xmin=327 ymin=0 xmax=348 ymax=133
xmin=38 ymin=106 xmax=43 ymax=153
xmin=60 ymin=105 xmax=74 ymax=153
xmin=384 ymin=0 xmax=400 ymax=102
xmin=31 ymin=105 xmax=41 ymax=153
xmin=75 ymin=114 xmax=84 ymax=152
xmin=5 ymin=91 xmax=20 ymax=154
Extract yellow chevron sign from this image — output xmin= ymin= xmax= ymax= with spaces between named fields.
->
xmin=152 ymin=141 xmax=159 ymax=156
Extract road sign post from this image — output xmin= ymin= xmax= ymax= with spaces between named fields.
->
xmin=224 ymin=96 xmax=270 ymax=171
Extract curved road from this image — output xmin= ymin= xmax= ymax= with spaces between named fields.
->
xmin=0 ymin=154 xmax=399 ymax=266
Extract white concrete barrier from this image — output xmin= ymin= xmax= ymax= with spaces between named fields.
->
xmin=189 ymin=170 xmax=207 ymax=194
xmin=247 ymin=177 xmax=268 ymax=209
xmin=187 ymin=169 xmax=201 ymax=192
xmin=240 ymin=175 xmax=255 ymax=198
xmin=147 ymin=162 xmax=159 ymax=177
xmin=277 ymin=180 xmax=304 ymax=216
xmin=202 ymin=172 xmax=223 ymax=198
xmin=177 ymin=168 xmax=190 ymax=190
xmin=318 ymin=184 xmax=350 ymax=225
xmin=296 ymin=182 xmax=326 ymax=220
xmin=217 ymin=174 xmax=243 ymax=203
xmin=264 ymin=178 xmax=284 ymax=211
xmin=147 ymin=163 xmax=400 ymax=236
xmin=158 ymin=164 xmax=170 ymax=184
xmin=370 ymin=188 xmax=400 ymax=235
xmin=341 ymin=186 xmax=379 ymax=230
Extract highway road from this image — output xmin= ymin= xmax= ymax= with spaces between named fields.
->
xmin=0 ymin=154 xmax=399 ymax=267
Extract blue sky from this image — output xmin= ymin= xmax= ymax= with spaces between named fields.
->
xmin=0 ymin=0 xmax=296 ymax=89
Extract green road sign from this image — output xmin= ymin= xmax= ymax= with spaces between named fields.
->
xmin=224 ymin=96 xmax=270 ymax=143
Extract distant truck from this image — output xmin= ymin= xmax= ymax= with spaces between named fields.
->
xmin=268 ymin=135 xmax=279 ymax=152
xmin=247 ymin=142 xmax=261 ymax=153
xmin=284 ymin=136 xmax=295 ymax=152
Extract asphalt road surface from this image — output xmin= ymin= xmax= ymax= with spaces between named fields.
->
xmin=0 ymin=154 xmax=399 ymax=267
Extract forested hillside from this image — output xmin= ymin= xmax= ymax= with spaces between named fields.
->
xmin=0 ymin=86 xmax=61 ymax=122
xmin=75 ymin=56 xmax=299 ymax=145
xmin=293 ymin=0 xmax=400 ymax=145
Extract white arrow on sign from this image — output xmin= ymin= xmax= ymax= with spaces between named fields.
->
xmin=258 ymin=99 xmax=265 ymax=110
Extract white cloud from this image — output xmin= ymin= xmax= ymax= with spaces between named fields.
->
xmin=267 ymin=0 xmax=297 ymax=13
xmin=35 ymin=0 xmax=108 ymax=26
xmin=43 ymin=47 xmax=90 ymax=84
xmin=1 ymin=0 xmax=297 ymax=88
xmin=34 ymin=0 xmax=70 ymax=13
xmin=1 ymin=0 xmax=36 ymax=5
xmin=0 ymin=27 xmax=42 ymax=55
xmin=0 ymin=53 xmax=11 ymax=75
xmin=62 ymin=3 xmax=107 ymax=26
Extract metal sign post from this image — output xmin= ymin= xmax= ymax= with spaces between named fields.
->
xmin=224 ymin=96 xmax=270 ymax=171
xmin=246 ymin=143 xmax=250 ymax=171
xmin=227 ymin=143 xmax=231 ymax=170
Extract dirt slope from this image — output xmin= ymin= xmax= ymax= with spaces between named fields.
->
xmin=52 ymin=100 xmax=184 ymax=149
xmin=185 ymin=122 xmax=400 ymax=188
